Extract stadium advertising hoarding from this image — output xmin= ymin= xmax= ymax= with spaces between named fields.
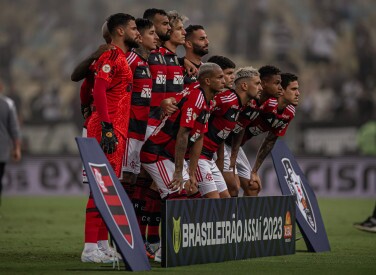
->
xmin=3 ymin=155 xmax=375 ymax=197
xmin=162 ymin=195 xmax=296 ymax=267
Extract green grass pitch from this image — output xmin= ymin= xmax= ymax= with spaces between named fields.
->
xmin=0 ymin=197 xmax=375 ymax=274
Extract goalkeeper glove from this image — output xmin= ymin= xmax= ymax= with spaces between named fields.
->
xmin=100 ymin=122 xmax=118 ymax=154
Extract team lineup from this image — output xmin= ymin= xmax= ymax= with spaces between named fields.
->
xmin=71 ymin=8 xmax=300 ymax=264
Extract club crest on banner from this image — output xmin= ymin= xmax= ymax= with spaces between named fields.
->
xmin=282 ymin=158 xmax=317 ymax=233
xmin=89 ymin=162 xmax=135 ymax=248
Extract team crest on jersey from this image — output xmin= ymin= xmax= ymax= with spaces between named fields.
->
xmin=282 ymin=158 xmax=317 ymax=233
xmin=102 ymin=64 xmax=111 ymax=73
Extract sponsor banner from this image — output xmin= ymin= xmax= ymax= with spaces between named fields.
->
xmin=76 ymin=137 xmax=150 ymax=271
xmin=3 ymin=156 xmax=88 ymax=196
xmin=162 ymin=196 xmax=295 ymax=267
xmin=271 ymin=139 xmax=330 ymax=252
xmin=3 ymin=155 xmax=375 ymax=197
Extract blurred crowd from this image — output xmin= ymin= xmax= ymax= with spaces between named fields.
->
xmin=0 ymin=0 xmax=375 ymax=152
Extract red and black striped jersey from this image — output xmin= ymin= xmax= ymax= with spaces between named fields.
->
xmin=126 ymin=50 xmax=153 ymax=141
xmin=159 ymin=46 xmax=184 ymax=101
xmin=201 ymin=89 xmax=241 ymax=160
xmin=182 ymin=59 xmax=202 ymax=90
xmin=225 ymin=98 xmax=264 ymax=146
xmin=241 ymin=98 xmax=295 ymax=144
xmin=140 ymin=86 xmax=210 ymax=163
xmin=147 ymin=47 xmax=167 ymax=127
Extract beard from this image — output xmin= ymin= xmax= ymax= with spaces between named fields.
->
xmin=124 ymin=36 xmax=139 ymax=49
xmin=157 ymin=30 xmax=171 ymax=42
xmin=192 ymin=44 xmax=209 ymax=57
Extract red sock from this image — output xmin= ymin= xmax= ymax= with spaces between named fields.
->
xmin=84 ymin=193 xmax=102 ymax=243
xmin=98 ymin=219 xmax=108 ymax=241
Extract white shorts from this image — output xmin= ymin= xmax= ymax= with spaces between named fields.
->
xmin=145 ymin=125 xmax=156 ymax=141
xmin=224 ymin=144 xmax=251 ymax=179
xmin=82 ymin=127 xmax=88 ymax=184
xmin=142 ymin=159 xmax=189 ymax=199
xmin=194 ymin=158 xmax=228 ymax=196
xmin=122 ymin=138 xmax=144 ymax=174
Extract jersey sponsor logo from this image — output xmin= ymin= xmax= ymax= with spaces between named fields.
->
xmin=156 ymin=74 xmax=166 ymax=84
xmin=282 ymin=158 xmax=317 ymax=233
xmin=173 ymin=75 xmax=184 ymax=85
xmin=102 ymin=64 xmax=111 ymax=73
xmin=186 ymin=107 xmax=193 ymax=123
xmin=233 ymin=123 xmax=243 ymax=133
xmin=190 ymin=132 xmax=201 ymax=142
xmin=141 ymin=88 xmax=152 ymax=98
xmin=217 ymin=128 xmax=232 ymax=139
xmin=248 ymin=126 xmax=263 ymax=136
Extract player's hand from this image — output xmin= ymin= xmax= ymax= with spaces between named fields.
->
xmin=81 ymin=104 xmax=92 ymax=119
xmin=184 ymin=59 xmax=198 ymax=76
xmin=160 ymin=97 xmax=178 ymax=117
xmin=12 ymin=147 xmax=21 ymax=162
xmin=249 ymin=171 xmax=262 ymax=193
xmin=229 ymin=155 xmax=237 ymax=176
xmin=100 ymin=122 xmax=118 ymax=154
xmin=169 ymin=171 xmax=185 ymax=193
xmin=186 ymin=174 xmax=198 ymax=193
xmin=93 ymin=44 xmax=116 ymax=60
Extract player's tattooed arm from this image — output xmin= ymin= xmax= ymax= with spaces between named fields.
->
xmin=170 ymin=126 xmax=191 ymax=192
xmin=230 ymin=128 xmax=245 ymax=171
xmin=71 ymin=44 xmax=115 ymax=82
xmin=252 ymin=131 xmax=278 ymax=173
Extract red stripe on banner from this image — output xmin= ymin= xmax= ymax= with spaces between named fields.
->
xmin=113 ymin=214 xmax=129 ymax=226
xmin=125 ymin=233 xmax=133 ymax=245
xmin=105 ymin=195 xmax=122 ymax=206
